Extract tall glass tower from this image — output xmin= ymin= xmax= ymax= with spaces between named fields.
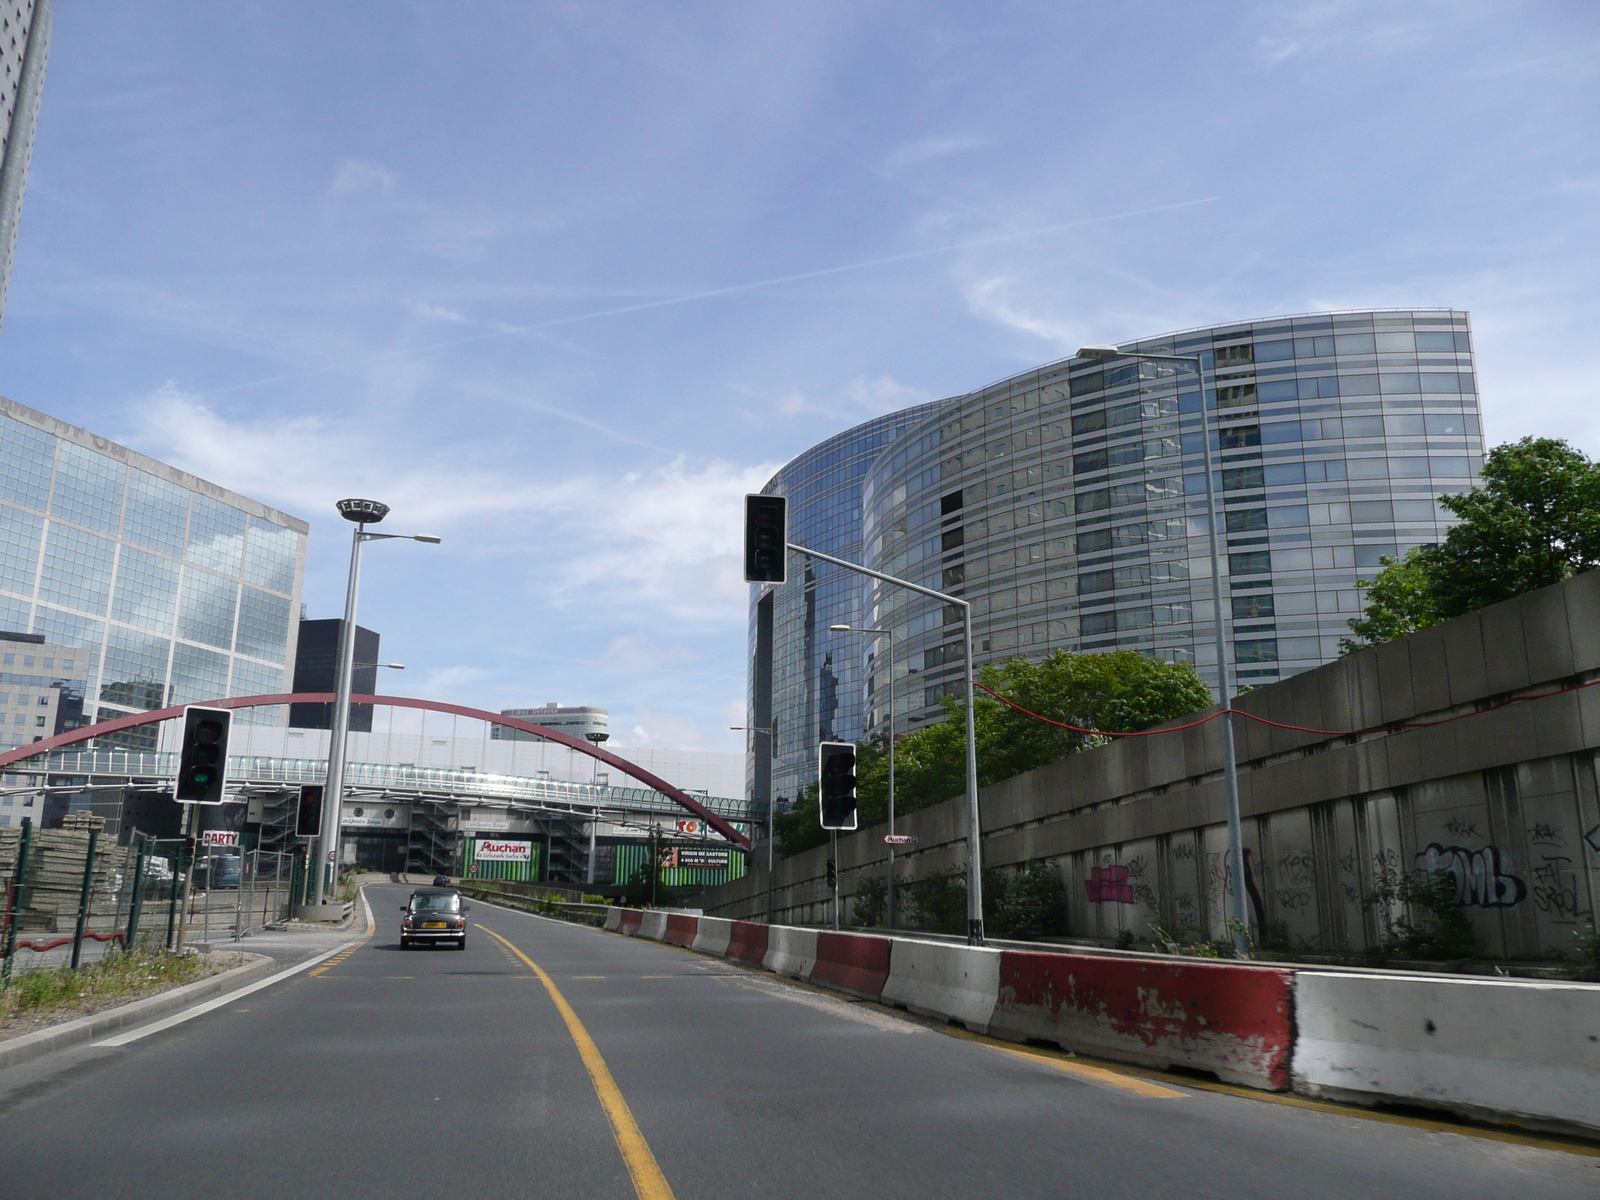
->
xmin=0 ymin=396 xmax=308 ymax=748
xmin=750 ymin=309 xmax=1485 ymax=797
xmin=0 ymin=0 xmax=50 ymax=333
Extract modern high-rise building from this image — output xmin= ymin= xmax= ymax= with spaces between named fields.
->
xmin=750 ymin=309 xmax=1485 ymax=808
xmin=0 ymin=395 xmax=309 ymax=749
xmin=289 ymin=618 xmax=379 ymax=732
xmin=0 ymin=0 xmax=50 ymax=333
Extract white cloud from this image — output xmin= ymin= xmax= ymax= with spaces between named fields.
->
xmin=962 ymin=275 xmax=1080 ymax=349
xmin=842 ymin=375 xmax=933 ymax=415
xmin=403 ymin=299 xmax=471 ymax=323
xmin=126 ymin=385 xmax=780 ymax=626
xmin=883 ymin=133 xmax=985 ymax=175
xmin=327 ymin=158 xmax=397 ymax=198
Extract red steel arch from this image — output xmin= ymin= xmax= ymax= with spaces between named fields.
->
xmin=0 ymin=692 xmax=750 ymax=849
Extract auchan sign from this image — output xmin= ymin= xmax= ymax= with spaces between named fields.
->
xmin=475 ymin=838 xmax=532 ymax=863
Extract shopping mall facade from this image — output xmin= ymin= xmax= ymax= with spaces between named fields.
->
xmin=749 ymin=309 xmax=1485 ymax=812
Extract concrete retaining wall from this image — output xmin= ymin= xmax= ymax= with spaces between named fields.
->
xmin=993 ymin=951 xmax=1294 ymax=1090
xmin=1292 ymin=971 xmax=1600 ymax=1136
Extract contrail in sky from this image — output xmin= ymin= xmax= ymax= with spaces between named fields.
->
xmin=206 ymin=195 xmax=1220 ymax=399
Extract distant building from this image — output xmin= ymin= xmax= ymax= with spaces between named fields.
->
xmin=0 ymin=630 xmax=83 ymax=746
xmin=289 ymin=619 xmax=379 ymax=732
xmin=493 ymin=703 xmax=609 ymax=744
xmin=0 ymin=1 xmax=50 ymax=334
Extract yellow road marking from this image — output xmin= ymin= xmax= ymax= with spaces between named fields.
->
xmin=941 ymin=1028 xmax=1183 ymax=1099
xmin=477 ymin=924 xmax=675 ymax=1200
xmin=307 ymin=890 xmax=377 ymax=976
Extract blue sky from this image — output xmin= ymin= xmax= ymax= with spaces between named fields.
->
xmin=1 ymin=2 xmax=1596 ymax=752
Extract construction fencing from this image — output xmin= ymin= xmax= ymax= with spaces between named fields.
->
xmin=0 ymin=814 xmax=303 ymax=982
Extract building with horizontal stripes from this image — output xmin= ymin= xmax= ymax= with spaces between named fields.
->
xmin=750 ymin=309 xmax=1485 ymax=806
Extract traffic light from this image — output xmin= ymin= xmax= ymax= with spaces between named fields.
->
xmin=175 ymin=706 xmax=231 ymax=803
xmin=295 ymin=785 xmax=324 ymax=837
xmin=826 ymin=858 xmax=837 ymax=891
xmin=744 ymin=494 xmax=788 ymax=584
xmin=818 ymin=741 xmax=858 ymax=830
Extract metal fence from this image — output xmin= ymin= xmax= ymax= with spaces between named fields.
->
xmin=0 ymin=815 xmax=303 ymax=983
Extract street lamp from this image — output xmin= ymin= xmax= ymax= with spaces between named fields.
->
xmin=1076 ymin=344 xmax=1250 ymax=955
xmin=730 ymin=723 xmax=776 ymax=922
xmin=830 ymin=623 xmax=898 ymax=929
xmin=311 ymin=498 xmax=441 ymax=910
xmin=585 ymin=730 xmax=610 ymax=885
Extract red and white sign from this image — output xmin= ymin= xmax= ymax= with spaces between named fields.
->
xmin=674 ymin=819 xmax=703 ymax=835
xmin=883 ymin=834 xmax=918 ymax=845
xmin=476 ymin=838 xmax=532 ymax=863
xmin=201 ymin=830 xmax=239 ymax=847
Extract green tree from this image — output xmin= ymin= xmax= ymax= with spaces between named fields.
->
xmin=1345 ymin=438 xmax=1600 ymax=651
xmin=776 ymin=648 xmax=1210 ymax=856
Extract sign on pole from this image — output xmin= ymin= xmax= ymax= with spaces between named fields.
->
xmin=883 ymin=834 xmax=917 ymax=845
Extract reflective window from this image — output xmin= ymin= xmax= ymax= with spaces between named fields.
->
xmin=186 ymin=495 xmax=247 ymax=576
xmin=1232 ymin=594 xmax=1275 ymax=619
xmin=1222 ymin=467 xmax=1264 ymax=490
xmin=243 ymin=517 xmax=298 ymax=594
xmin=50 ymin=442 xmax=126 ymax=535
xmin=110 ymin=545 xmax=180 ymax=633
xmin=100 ymin=627 xmax=170 ymax=710
xmin=1226 ymin=509 xmax=1267 ymax=533
xmin=0 ymin=503 xmax=41 ymax=596
xmin=0 ymin=415 xmax=56 ymax=511
xmin=1235 ymin=638 xmax=1279 ymax=663
xmin=170 ymin=642 xmax=230 ymax=706
xmin=235 ymin=586 xmax=291 ymax=663
xmin=122 ymin=470 xmax=189 ymax=557
xmin=0 ymin=595 xmax=29 ymax=633
xmin=1229 ymin=550 xmax=1271 ymax=576
xmin=229 ymin=658 xmax=284 ymax=725
xmin=32 ymin=608 xmax=103 ymax=679
xmin=39 ymin=523 xmax=117 ymax=614
xmin=177 ymin=570 xmax=238 ymax=649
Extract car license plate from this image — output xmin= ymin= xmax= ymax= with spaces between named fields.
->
xmin=422 ymin=921 xmax=447 ymax=929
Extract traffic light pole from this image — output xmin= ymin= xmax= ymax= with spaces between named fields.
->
xmin=789 ymin=542 xmax=986 ymax=946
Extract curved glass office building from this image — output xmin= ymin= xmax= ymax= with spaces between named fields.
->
xmin=751 ymin=309 xmax=1484 ymax=793
xmin=748 ymin=403 xmax=944 ymax=812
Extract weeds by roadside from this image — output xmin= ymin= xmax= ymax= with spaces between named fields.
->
xmin=0 ymin=949 xmax=218 ymax=1031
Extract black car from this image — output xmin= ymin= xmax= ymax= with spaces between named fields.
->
xmin=400 ymin=887 xmax=470 ymax=950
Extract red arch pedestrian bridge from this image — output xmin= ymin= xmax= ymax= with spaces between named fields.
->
xmin=0 ymin=692 xmax=751 ymax=849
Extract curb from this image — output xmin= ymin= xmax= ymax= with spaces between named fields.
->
xmin=0 ymin=953 xmax=277 ymax=1074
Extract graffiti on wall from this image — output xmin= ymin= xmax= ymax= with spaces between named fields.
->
xmin=1414 ymin=843 xmax=1527 ymax=908
xmin=1085 ymin=864 xmax=1135 ymax=903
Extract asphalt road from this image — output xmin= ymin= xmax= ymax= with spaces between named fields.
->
xmin=0 ymin=883 xmax=1592 ymax=1199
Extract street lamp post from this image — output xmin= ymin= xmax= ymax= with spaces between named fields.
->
xmin=829 ymin=623 xmax=896 ymax=929
xmin=311 ymin=499 xmax=441 ymax=910
xmin=1076 ymin=345 xmax=1251 ymax=955
xmin=730 ymin=723 xmax=775 ymax=922
xmin=790 ymin=542 xmax=984 ymax=946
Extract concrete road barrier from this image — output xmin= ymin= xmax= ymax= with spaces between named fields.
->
xmin=993 ymin=951 xmax=1294 ymax=1090
xmin=637 ymin=911 xmax=668 ymax=941
xmin=726 ymin=920 xmax=769 ymax=966
xmin=763 ymin=926 xmax=819 ymax=980
xmin=1292 ymin=972 xmax=1600 ymax=1136
xmin=664 ymin=913 xmax=698 ymax=947
xmin=617 ymin=910 xmax=643 ymax=935
xmin=692 ymin=916 xmax=733 ymax=957
xmin=810 ymin=932 xmax=891 ymax=1000
xmin=603 ymin=907 xmax=622 ymax=932
xmin=881 ymin=938 xmax=1001 ymax=1032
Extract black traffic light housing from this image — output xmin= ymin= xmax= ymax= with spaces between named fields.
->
xmin=818 ymin=741 xmax=858 ymax=831
xmin=295 ymin=785 xmax=324 ymax=837
xmin=175 ymin=706 xmax=232 ymax=804
xmin=744 ymin=494 xmax=788 ymax=584
xmin=826 ymin=858 xmax=837 ymax=890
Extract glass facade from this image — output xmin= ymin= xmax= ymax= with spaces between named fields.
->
xmin=0 ymin=398 xmax=309 ymax=740
xmin=751 ymin=309 xmax=1486 ymax=794
xmin=748 ymin=403 xmax=946 ymax=813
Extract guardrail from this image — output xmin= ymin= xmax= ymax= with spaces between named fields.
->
xmin=601 ymin=908 xmax=1600 ymax=1139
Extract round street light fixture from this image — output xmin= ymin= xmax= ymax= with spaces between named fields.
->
xmin=336 ymin=498 xmax=390 ymax=524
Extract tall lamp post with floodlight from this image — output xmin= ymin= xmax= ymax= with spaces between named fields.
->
xmin=829 ymin=623 xmax=898 ymax=928
xmin=311 ymin=498 xmax=441 ymax=910
xmin=1076 ymin=345 xmax=1250 ymax=955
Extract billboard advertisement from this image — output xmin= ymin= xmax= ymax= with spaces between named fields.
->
xmin=475 ymin=838 xmax=533 ymax=863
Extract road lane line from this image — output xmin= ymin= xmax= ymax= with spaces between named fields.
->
xmin=940 ymin=1028 xmax=1185 ymax=1099
xmin=97 ymin=890 xmax=376 ymax=1047
xmin=476 ymin=924 xmax=675 ymax=1200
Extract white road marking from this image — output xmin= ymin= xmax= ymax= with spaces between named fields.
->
xmin=96 ymin=889 xmax=376 ymax=1048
